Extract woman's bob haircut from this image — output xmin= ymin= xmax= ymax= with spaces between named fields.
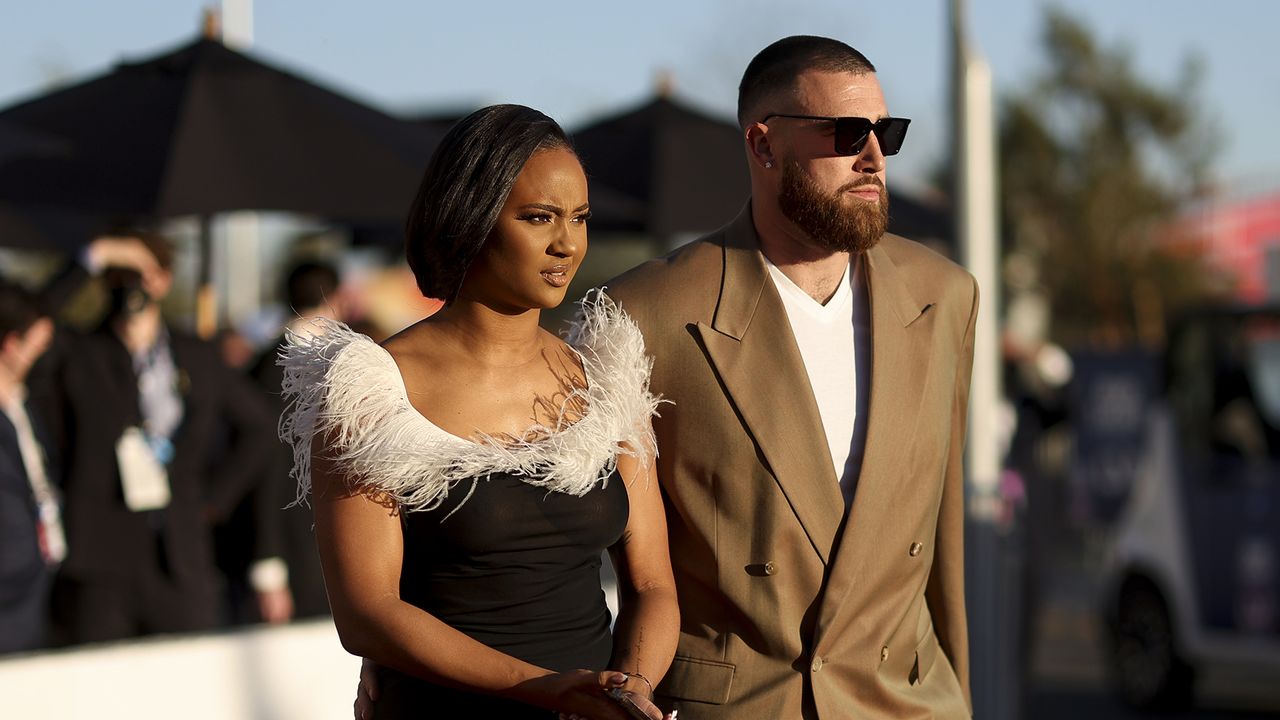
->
xmin=404 ymin=104 xmax=576 ymax=304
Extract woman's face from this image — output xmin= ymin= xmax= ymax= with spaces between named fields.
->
xmin=460 ymin=147 xmax=590 ymax=312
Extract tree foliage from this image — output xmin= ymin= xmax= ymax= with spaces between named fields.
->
xmin=999 ymin=7 xmax=1224 ymax=349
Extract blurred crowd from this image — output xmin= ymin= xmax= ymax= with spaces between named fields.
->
xmin=0 ymin=230 xmax=359 ymax=653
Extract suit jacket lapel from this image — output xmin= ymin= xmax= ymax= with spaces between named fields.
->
xmin=91 ymin=326 xmax=143 ymax=429
xmin=813 ymin=241 xmax=935 ymax=643
xmin=692 ymin=207 xmax=845 ymax=563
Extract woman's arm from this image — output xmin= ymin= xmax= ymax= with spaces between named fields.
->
xmin=607 ymin=441 xmax=679 ymax=702
xmin=312 ymin=451 xmax=638 ymax=719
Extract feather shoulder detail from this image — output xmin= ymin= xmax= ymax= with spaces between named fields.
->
xmin=278 ymin=295 xmax=660 ymax=513
xmin=564 ymin=289 xmax=662 ymax=467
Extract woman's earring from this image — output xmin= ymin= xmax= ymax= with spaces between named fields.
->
xmin=764 ymin=161 xmax=773 ymax=169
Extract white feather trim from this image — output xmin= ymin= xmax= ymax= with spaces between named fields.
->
xmin=278 ymin=292 xmax=661 ymax=513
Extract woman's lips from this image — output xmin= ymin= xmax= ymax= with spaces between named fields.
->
xmin=541 ymin=265 xmax=570 ymax=287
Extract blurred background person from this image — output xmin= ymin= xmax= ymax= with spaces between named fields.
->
xmin=29 ymin=232 xmax=275 ymax=644
xmin=214 ymin=259 xmax=344 ymax=626
xmin=0 ymin=279 xmax=59 ymax=654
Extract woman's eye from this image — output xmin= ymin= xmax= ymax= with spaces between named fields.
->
xmin=519 ymin=213 xmax=554 ymax=224
xmin=571 ymin=211 xmax=592 ymax=224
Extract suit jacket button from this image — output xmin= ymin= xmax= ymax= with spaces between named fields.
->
xmin=810 ymin=656 xmax=824 ymax=673
xmin=909 ymin=542 xmax=923 ymax=557
xmin=881 ymin=646 xmax=890 ymax=662
xmin=763 ymin=561 xmax=777 ymax=575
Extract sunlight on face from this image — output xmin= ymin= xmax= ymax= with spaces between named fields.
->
xmin=461 ymin=147 xmax=590 ymax=313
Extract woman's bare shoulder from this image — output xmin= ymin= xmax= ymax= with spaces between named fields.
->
xmin=380 ymin=317 xmax=437 ymax=354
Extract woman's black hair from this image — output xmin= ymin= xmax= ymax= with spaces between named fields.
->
xmin=404 ymin=104 xmax=575 ymax=304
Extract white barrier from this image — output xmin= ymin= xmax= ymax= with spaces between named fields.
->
xmin=0 ymin=570 xmax=621 ymax=719
xmin=0 ymin=619 xmax=360 ymax=720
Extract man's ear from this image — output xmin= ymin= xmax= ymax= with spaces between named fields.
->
xmin=745 ymin=122 xmax=776 ymax=171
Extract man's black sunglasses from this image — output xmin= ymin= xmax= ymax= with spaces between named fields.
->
xmin=761 ymin=114 xmax=911 ymax=156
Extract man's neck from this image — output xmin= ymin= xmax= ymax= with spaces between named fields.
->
xmin=0 ymin=369 xmax=21 ymax=408
xmin=112 ymin=306 xmax=164 ymax=355
xmin=753 ymin=203 xmax=851 ymax=305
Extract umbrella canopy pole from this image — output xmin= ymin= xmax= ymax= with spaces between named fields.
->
xmin=196 ymin=214 xmax=217 ymax=339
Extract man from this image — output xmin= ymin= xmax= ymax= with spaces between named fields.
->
xmin=602 ymin=36 xmax=977 ymax=718
xmin=358 ymin=36 xmax=976 ymax=718
xmin=32 ymin=232 xmax=274 ymax=643
xmin=0 ymin=280 xmax=59 ymax=653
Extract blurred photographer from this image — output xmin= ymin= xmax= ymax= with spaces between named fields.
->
xmin=30 ymin=232 xmax=274 ymax=644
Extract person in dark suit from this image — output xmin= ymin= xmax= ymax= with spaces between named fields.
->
xmin=0 ymin=279 xmax=59 ymax=654
xmin=224 ymin=259 xmax=343 ymax=624
xmin=30 ymin=232 xmax=275 ymax=644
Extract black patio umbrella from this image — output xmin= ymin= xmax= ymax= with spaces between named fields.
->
xmin=0 ymin=121 xmax=95 ymax=251
xmin=0 ymin=36 xmax=440 ymax=224
xmin=572 ymin=95 xmax=750 ymax=244
xmin=0 ymin=119 xmax=68 ymax=167
xmin=0 ymin=35 xmax=442 ymax=331
xmin=572 ymin=94 xmax=954 ymax=254
xmin=0 ymin=203 xmax=108 ymax=252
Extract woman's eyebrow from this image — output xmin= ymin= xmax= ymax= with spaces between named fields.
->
xmin=518 ymin=202 xmax=565 ymax=213
xmin=517 ymin=202 xmax=591 ymax=213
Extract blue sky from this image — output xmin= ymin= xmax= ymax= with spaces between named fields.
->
xmin=1 ymin=0 xmax=1276 ymax=195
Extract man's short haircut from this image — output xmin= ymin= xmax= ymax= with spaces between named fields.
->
xmin=285 ymin=260 xmax=340 ymax=312
xmin=737 ymin=35 xmax=877 ymax=128
xmin=404 ymin=104 xmax=575 ymax=304
xmin=0 ymin=278 xmax=40 ymax=340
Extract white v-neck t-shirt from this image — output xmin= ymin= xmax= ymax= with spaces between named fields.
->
xmin=765 ymin=254 xmax=871 ymax=503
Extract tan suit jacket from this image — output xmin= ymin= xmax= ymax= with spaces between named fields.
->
xmin=606 ymin=206 xmax=977 ymax=719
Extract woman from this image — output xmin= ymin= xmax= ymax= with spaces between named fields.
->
xmin=280 ymin=105 xmax=678 ymax=719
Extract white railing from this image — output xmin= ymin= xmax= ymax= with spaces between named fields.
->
xmin=0 ymin=619 xmax=359 ymax=720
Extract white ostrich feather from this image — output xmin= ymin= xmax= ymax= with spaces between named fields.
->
xmin=278 ymin=292 xmax=660 ymax=513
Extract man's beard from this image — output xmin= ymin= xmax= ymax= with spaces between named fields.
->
xmin=778 ymin=159 xmax=889 ymax=254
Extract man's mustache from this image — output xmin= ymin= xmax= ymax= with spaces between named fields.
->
xmin=838 ymin=177 xmax=885 ymax=194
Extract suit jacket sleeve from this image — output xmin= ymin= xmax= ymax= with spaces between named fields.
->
xmin=925 ymin=273 xmax=978 ymax=714
xmin=24 ymin=260 xmax=92 ymax=468
xmin=247 ymin=347 xmax=290 ymax=563
xmin=36 ymin=260 xmax=92 ymax=319
xmin=203 ymin=352 xmax=276 ymax=522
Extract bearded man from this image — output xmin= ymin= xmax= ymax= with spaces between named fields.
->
xmin=603 ymin=36 xmax=979 ymax=719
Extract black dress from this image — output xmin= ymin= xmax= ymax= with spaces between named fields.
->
xmin=278 ymin=295 xmax=659 ymax=719
xmin=374 ymin=471 xmax=628 ymax=717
